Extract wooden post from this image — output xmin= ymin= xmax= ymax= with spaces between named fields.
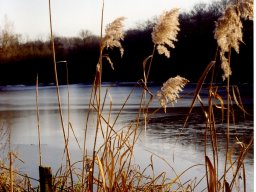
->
xmin=39 ymin=166 xmax=53 ymax=192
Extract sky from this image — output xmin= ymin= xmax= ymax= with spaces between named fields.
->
xmin=0 ymin=0 xmax=215 ymax=40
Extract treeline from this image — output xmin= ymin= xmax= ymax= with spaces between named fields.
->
xmin=0 ymin=1 xmax=253 ymax=85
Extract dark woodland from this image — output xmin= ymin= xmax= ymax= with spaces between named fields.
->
xmin=0 ymin=2 xmax=253 ymax=85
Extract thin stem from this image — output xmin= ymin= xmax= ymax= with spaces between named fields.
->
xmin=90 ymin=1 xmax=105 ymax=190
xmin=204 ymin=122 xmax=210 ymax=192
xmin=208 ymin=46 xmax=218 ymax=187
xmin=65 ymin=61 xmax=70 ymax=149
xmin=82 ymin=78 xmax=95 ymax=191
xmin=36 ymin=74 xmax=42 ymax=166
xmin=48 ymin=0 xmax=73 ymax=189
xmin=145 ymin=45 xmax=156 ymax=84
xmin=100 ymin=0 xmax=104 ymax=41
xmin=65 ymin=61 xmax=71 ymax=190
xmin=9 ymin=152 xmax=13 ymax=192
xmin=143 ymin=45 xmax=156 ymax=131
xmin=223 ymin=47 xmax=231 ymax=190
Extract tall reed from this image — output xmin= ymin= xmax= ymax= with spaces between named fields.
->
xmin=36 ymin=74 xmax=42 ymax=166
xmin=0 ymin=0 xmax=253 ymax=191
xmin=48 ymin=0 xmax=74 ymax=190
xmin=183 ymin=0 xmax=254 ymax=191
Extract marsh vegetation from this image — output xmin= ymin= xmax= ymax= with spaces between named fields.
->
xmin=0 ymin=0 xmax=253 ymax=191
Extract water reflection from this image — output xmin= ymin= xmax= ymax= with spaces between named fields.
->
xmin=0 ymin=84 xmax=253 ymax=190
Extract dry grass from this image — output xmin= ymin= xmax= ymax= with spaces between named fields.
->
xmin=0 ymin=0 xmax=253 ymax=191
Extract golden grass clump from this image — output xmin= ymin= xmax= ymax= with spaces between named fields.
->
xmin=0 ymin=160 xmax=33 ymax=192
xmin=157 ymin=75 xmax=189 ymax=112
xmin=152 ymin=8 xmax=180 ymax=58
xmin=102 ymin=17 xmax=126 ymax=57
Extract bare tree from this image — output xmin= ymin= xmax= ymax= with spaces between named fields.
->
xmin=0 ymin=16 xmax=20 ymax=60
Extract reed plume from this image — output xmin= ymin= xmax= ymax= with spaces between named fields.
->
xmin=214 ymin=0 xmax=253 ymax=80
xmin=157 ymin=75 xmax=189 ymax=112
xmin=214 ymin=5 xmax=243 ymax=54
xmin=152 ymin=8 xmax=180 ymax=58
xmin=102 ymin=17 xmax=126 ymax=57
xmin=239 ymin=0 xmax=253 ymax=20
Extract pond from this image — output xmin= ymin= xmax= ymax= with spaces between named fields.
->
xmin=0 ymin=83 xmax=253 ymax=191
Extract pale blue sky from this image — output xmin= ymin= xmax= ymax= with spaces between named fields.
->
xmin=0 ymin=0 xmax=214 ymax=40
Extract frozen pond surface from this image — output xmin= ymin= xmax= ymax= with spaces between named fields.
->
xmin=0 ymin=83 xmax=253 ymax=191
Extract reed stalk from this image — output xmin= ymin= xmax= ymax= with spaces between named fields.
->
xmin=0 ymin=1 xmax=253 ymax=191
xmin=36 ymin=74 xmax=42 ymax=166
xmin=48 ymin=0 xmax=73 ymax=189
xmin=9 ymin=152 xmax=13 ymax=192
xmin=81 ymin=78 xmax=95 ymax=191
xmin=222 ymin=47 xmax=231 ymax=191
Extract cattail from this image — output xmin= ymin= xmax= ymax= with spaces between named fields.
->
xmin=152 ymin=9 xmax=180 ymax=58
xmin=157 ymin=75 xmax=189 ymax=113
xmin=102 ymin=17 xmax=125 ymax=57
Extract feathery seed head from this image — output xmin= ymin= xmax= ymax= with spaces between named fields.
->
xmin=157 ymin=75 xmax=189 ymax=112
xmin=214 ymin=3 xmax=245 ymax=80
xmin=152 ymin=9 xmax=180 ymax=58
xmin=96 ymin=63 xmax=100 ymax=72
xmin=214 ymin=5 xmax=243 ymax=53
xmin=239 ymin=0 xmax=253 ymax=20
xmin=214 ymin=0 xmax=253 ymax=81
xmin=156 ymin=45 xmax=170 ymax=58
xmin=102 ymin=17 xmax=125 ymax=56
xmin=220 ymin=51 xmax=232 ymax=81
